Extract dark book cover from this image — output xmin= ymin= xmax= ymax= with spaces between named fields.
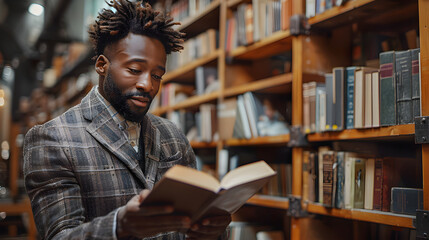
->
xmin=325 ymin=73 xmax=334 ymax=131
xmin=379 ymin=51 xmax=396 ymax=126
xmin=335 ymin=152 xmax=345 ymax=208
xmin=322 ymin=151 xmax=335 ymax=207
xmin=373 ymin=158 xmax=383 ymax=210
xmin=391 ymin=187 xmax=423 ymax=215
xmin=333 ymin=67 xmax=346 ymax=131
xmin=381 ymin=159 xmax=395 ymax=212
xmin=353 ymin=158 xmax=366 ymax=209
xmin=345 ymin=67 xmax=359 ymax=129
xmin=395 ymin=50 xmax=413 ymax=124
xmin=411 ymin=48 xmax=421 ymax=118
xmin=302 ymin=151 xmax=310 ymax=202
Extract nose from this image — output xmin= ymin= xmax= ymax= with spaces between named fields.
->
xmin=136 ymin=72 xmax=153 ymax=92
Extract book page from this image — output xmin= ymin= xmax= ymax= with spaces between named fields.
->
xmin=220 ymin=161 xmax=275 ymax=190
xmin=164 ymin=165 xmax=221 ymax=192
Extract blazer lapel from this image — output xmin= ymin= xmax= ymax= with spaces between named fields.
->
xmin=141 ymin=114 xmax=161 ymax=190
xmin=81 ymin=89 xmax=150 ymax=189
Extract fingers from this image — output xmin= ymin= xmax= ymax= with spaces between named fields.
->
xmin=186 ymin=215 xmax=231 ymax=240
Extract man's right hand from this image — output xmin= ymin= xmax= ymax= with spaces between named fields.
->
xmin=116 ymin=190 xmax=191 ymax=239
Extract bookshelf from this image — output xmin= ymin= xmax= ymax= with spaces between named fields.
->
xmin=12 ymin=0 xmax=429 ymax=239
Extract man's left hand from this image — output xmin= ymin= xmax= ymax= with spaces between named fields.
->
xmin=186 ymin=214 xmax=231 ymax=240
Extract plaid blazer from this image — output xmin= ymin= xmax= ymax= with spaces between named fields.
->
xmin=24 ymin=89 xmax=196 ymax=240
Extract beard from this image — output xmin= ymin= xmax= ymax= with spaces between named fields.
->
xmin=103 ymin=71 xmax=153 ymax=122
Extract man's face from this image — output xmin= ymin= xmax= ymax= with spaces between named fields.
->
xmin=97 ymin=33 xmax=166 ymax=122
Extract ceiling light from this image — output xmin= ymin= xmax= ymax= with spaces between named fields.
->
xmin=28 ymin=3 xmax=44 ymax=16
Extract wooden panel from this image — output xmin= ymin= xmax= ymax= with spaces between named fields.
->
xmin=225 ymin=134 xmax=290 ymax=146
xmin=419 ymin=0 xmax=429 ymax=210
xmin=178 ymin=0 xmax=221 ymax=38
xmin=163 ymin=50 xmax=220 ymax=83
xmin=307 ymin=124 xmax=415 ymax=142
xmin=246 ymin=195 xmax=289 ymax=210
xmin=224 ymin=73 xmax=293 ymax=97
xmin=306 ymin=203 xmax=415 ymax=229
xmin=190 ymin=141 xmax=218 ymax=148
xmin=229 ymin=31 xmax=292 ymax=60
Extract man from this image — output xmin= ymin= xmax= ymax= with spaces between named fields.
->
xmin=23 ymin=1 xmax=231 ymax=239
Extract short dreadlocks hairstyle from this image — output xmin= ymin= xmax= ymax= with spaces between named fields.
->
xmin=88 ymin=0 xmax=185 ymax=57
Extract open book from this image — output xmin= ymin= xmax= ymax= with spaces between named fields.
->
xmin=141 ymin=161 xmax=275 ymax=223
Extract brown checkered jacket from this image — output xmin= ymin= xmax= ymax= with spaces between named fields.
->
xmin=24 ymin=89 xmax=196 ymax=240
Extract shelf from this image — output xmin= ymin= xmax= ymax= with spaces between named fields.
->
xmin=177 ymin=0 xmax=221 ymax=38
xmin=153 ymin=91 xmax=220 ymax=115
xmin=306 ymin=203 xmax=415 ymax=229
xmin=190 ymin=141 xmax=218 ymax=148
xmin=307 ymin=124 xmax=415 ymax=142
xmin=246 ymin=195 xmax=289 ymax=210
xmin=308 ymin=0 xmax=418 ymax=30
xmin=0 ymin=199 xmax=32 ymax=215
xmin=225 ymin=73 xmax=293 ymax=97
xmin=226 ymin=134 xmax=290 ymax=147
xmin=163 ymin=49 xmax=221 ymax=84
xmin=229 ymin=30 xmax=292 ymax=60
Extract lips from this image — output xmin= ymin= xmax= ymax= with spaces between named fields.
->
xmin=129 ymin=96 xmax=150 ymax=108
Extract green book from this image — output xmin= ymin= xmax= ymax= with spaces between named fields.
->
xmin=379 ymin=51 xmax=396 ymax=126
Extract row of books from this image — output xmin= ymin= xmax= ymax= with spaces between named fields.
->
xmin=225 ymin=0 xmax=291 ymax=52
xmin=219 ymin=92 xmax=290 ymax=140
xmin=302 ymin=148 xmax=422 ymax=215
xmin=166 ymin=28 xmax=218 ymax=71
xmin=230 ymin=222 xmax=284 ymax=240
xmin=305 ymin=0 xmax=350 ymax=18
xmin=303 ymin=48 xmax=420 ymax=133
xmin=261 ymin=163 xmax=292 ymax=197
xmin=168 ymin=0 xmax=214 ymax=24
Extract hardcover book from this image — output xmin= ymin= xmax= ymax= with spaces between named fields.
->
xmin=345 ymin=67 xmax=360 ymax=129
xmin=364 ymin=158 xmax=375 ymax=210
xmin=325 ymin=73 xmax=334 ymax=131
xmin=391 ymin=187 xmax=423 ymax=215
xmin=353 ymin=158 xmax=366 ymax=209
xmin=395 ymin=50 xmax=413 ymax=124
xmin=379 ymin=51 xmax=396 ymax=126
xmin=335 ymin=152 xmax=345 ymax=208
xmin=411 ymin=48 xmax=420 ymax=118
xmin=141 ymin=161 xmax=276 ymax=224
xmin=322 ymin=151 xmax=335 ymax=207
xmin=332 ymin=67 xmax=346 ymax=131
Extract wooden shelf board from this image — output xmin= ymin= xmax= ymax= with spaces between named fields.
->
xmin=154 ymin=91 xmax=220 ymax=115
xmin=229 ymin=30 xmax=292 ymax=60
xmin=224 ymin=73 xmax=293 ymax=98
xmin=190 ymin=141 xmax=218 ymax=148
xmin=178 ymin=0 xmax=221 ymax=38
xmin=246 ymin=195 xmax=289 ymax=210
xmin=308 ymin=0 xmax=417 ymax=30
xmin=226 ymin=134 xmax=290 ymax=146
xmin=163 ymin=50 xmax=220 ymax=83
xmin=0 ymin=200 xmax=32 ymax=215
xmin=306 ymin=203 xmax=415 ymax=229
xmin=307 ymin=124 xmax=415 ymax=142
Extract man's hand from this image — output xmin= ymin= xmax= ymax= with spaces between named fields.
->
xmin=116 ymin=190 xmax=191 ymax=239
xmin=186 ymin=214 xmax=231 ymax=240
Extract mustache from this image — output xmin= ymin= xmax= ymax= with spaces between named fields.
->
xmin=124 ymin=92 xmax=152 ymax=101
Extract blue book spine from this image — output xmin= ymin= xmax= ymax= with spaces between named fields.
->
xmin=335 ymin=152 xmax=345 ymax=208
xmin=345 ymin=67 xmax=357 ymax=129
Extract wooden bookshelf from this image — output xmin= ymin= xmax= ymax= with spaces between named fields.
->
xmin=154 ymin=90 xmax=220 ymax=115
xmin=224 ymin=73 xmax=293 ymax=97
xmin=307 ymin=124 xmax=415 ymax=142
xmin=163 ymin=49 xmax=221 ymax=83
xmin=177 ymin=0 xmax=221 ymax=38
xmin=225 ymin=134 xmax=290 ymax=146
xmin=246 ymin=195 xmax=290 ymax=210
xmin=190 ymin=141 xmax=218 ymax=148
xmin=229 ymin=30 xmax=292 ymax=60
xmin=306 ymin=203 xmax=415 ymax=229
xmin=0 ymin=199 xmax=37 ymax=240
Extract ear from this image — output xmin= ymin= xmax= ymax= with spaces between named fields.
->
xmin=95 ymin=55 xmax=109 ymax=76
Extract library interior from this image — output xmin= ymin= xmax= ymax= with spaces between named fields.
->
xmin=0 ymin=0 xmax=427 ymax=239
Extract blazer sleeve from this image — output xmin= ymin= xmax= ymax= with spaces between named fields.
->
xmin=24 ymin=124 xmax=118 ymax=240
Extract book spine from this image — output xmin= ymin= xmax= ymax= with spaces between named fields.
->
xmin=308 ymin=152 xmax=317 ymax=202
xmin=345 ymin=67 xmax=357 ymax=129
xmin=333 ymin=67 xmax=345 ymax=131
xmin=322 ymin=152 xmax=335 ymax=207
xmin=395 ymin=50 xmax=413 ymax=124
xmin=390 ymin=188 xmax=423 ymax=215
xmin=353 ymin=158 xmax=366 ymax=209
xmin=302 ymin=151 xmax=310 ymax=202
xmin=382 ymin=159 xmax=394 ymax=212
xmin=373 ymin=158 xmax=383 ymax=211
xmin=325 ymin=74 xmax=333 ymax=131
xmin=335 ymin=152 xmax=345 ymax=208
xmin=379 ymin=51 xmax=396 ymax=126
xmin=411 ymin=48 xmax=421 ymax=118
xmin=364 ymin=158 xmax=375 ymax=210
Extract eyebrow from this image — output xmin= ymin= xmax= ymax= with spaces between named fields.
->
xmin=126 ymin=58 xmax=166 ymax=72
